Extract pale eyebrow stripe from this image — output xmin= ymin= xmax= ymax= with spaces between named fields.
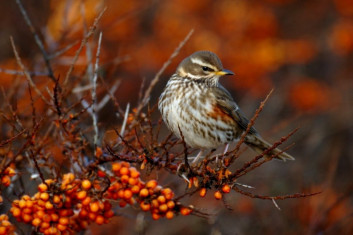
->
xmin=191 ymin=58 xmax=217 ymax=71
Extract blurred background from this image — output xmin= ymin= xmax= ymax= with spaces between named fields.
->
xmin=1 ymin=0 xmax=352 ymax=234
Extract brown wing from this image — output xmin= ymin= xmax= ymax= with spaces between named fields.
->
xmin=211 ymin=85 xmax=258 ymax=135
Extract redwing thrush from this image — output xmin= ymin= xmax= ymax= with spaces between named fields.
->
xmin=158 ymin=51 xmax=294 ymax=161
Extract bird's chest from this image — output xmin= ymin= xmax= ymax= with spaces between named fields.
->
xmin=159 ymin=82 xmax=236 ymax=148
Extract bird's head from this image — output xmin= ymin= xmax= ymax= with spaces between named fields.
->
xmin=176 ymin=51 xmax=234 ymax=84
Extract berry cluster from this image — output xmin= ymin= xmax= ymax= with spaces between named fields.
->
xmin=0 ymin=214 xmax=15 ymax=235
xmin=10 ymin=173 xmax=114 ymax=234
xmin=106 ymin=162 xmax=193 ymax=220
xmin=0 ymin=166 xmax=16 ymax=187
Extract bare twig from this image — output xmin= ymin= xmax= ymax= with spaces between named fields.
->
xmin=10 ymin=36 xmax=51 ymax=106
xmin=233 ymin=186 xmax=321 ymax=200
xmin=91 ymin=32 xmax=103 ymax=150
xmin=64 ymin=7 xmax=106 ymax=86
xmin=14 ymin=0 xmax=56 ymax=82
xmin=0 ymin=68 xmax=48 ymax=77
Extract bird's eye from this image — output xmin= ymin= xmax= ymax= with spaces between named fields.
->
xmin=202 ymin=66 xmax=213 ymax=72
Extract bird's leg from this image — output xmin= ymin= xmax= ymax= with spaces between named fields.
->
xmin=223 ymin=144 xmax=229 ymax=155
xmin=216 ymin=144 xmax=229 ymax=165
xmin=191 ymin=150 xmax=204 ymax=165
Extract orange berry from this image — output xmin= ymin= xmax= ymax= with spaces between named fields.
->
xmin=57 ymin=223 xmax=67 ymax=232
xmin=44 ymin=179 xmax=54 ymax=185
xmin=123 ymin=189 xmax=133 ymax=200
xmin=112 ymin=162 xmax=122 ymax=172
xmin=139 ymin=188 xmax=149 ymax=197
xmin=130 ymin=168 xmax=140 ymax=178
xmin=76 ymin=190 xmax=87 ymax=200
xmin=42 ymin=214 xmax=51 ymax=223
xmin=95 ymin=215 xmax=105 ymax=225
xmin=104 ymin=209 xmax=114 ymax=218
xmin=47 ymin=227 xmax=57 ymax=234
xmin=131 ymin=185 xmax=140 ymax=194
xmin=159 ymin=204 xmax=168 ymax=212
xmin=162 ymin=188 xmax=174 ymax=200
xmin=23 ymin=208 xmax=32 ymax=214
xmin=0 ymin=196 xmax=3 ymax=203
xmin=82 ymin=196 xmax=91 ymax=206
xmin=152 ymin=213 xmax=160 ymax=220
xmin=81 ymin=180 xmax=92 ymax=190
xmin=90 ymin=201 xmax=99 ymax=212
xmin=119 ymin=201 xmax=127 ymax=208
xmin=214 ymin=191 xmax=223 ymax=200
xmin=35 ymin=210 xmax=45 ymax=219
xmin=119 ymin=167 xmax=130 ymax=176
xmin=180 ymin=207 xmax=192 ymax=216
xmin=1 ymin=175 xmax=11 ymax=187
xmin=104 ymin=201 xmax=112 ymax=210
xmin=167 ymin=200 xmax=175 ymax=209
xmin=222 ymin=184 xmax=231 ymax=193
xmin=157 ymin=195 xmax=166 ymax=204
xmin=95 ymin=147 xmax=103 ymax=158
xmin=151 ymin=199 xmax=159 ymax=208
xmin=117 ymin=189 xmax=124 ymax=199
xmin=97 ymin=170 xmax=106 ymax=177
xmin=88 ymin=212 xmax=97 ymax=221
xmin=146 ymin=180 xmax=157 ymax=189
xmin=45 ymin=201 xmax=54 ymax=210
xmin=51 ymin=213 xmax=59 ymax=222
xmin=22 ymin=213 xmax=32 ymax=223
xmin=32 ymin=217 xmax=41 ymax=226
xmin=79 ymin=209 xmax=88 ymax=218
xmin=128 ymin=177 xmax=138 ymax=185
xmin=26 ymin=200 xmax=34 ymax=208
xmin=120 ymin=175 xmax=129 ymax=183
xmin=53 ymin=195 xmax=61 ymax=204
xmin=38 ymin=183 xmax=48 ymax=192
xmin=59 ymin=217 xmax=69 ymax=225
xmin=0 ymin=227 xmax=6 ymax=235
xmin=22 ymin=195 xmax=30 ymax=201
xmin=199 ymin=188 xmax=207 ymax=197
xmin=18 ymin=200 xmax=26 ymax=208
xmin=40 ymin=192 xmax=50 ymax=201
xmin=140 ymin=202 xmax=151 ymax=211
xmin=166 ymin=211 xmax=174 ymax=219
xmin=41 ymin=221 xmax=50 ymax=229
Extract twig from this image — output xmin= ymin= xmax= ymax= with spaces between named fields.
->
xmin=10 ymin=36 xmax=51 ymax=106
xmin=120 ymin=103 xmax=130 ymax=138
xmin=14 ymin=0 xmax=56 ymax=82
xmin=91 ymin=32 xmax=103 ymax=151
xmin=97 ymin=80 xmax=121 ymax=111
xmin=48 ymin=40 xmax=80 ymax=59
xmin=133 ymin=29 xmax=194 ymax=121
xmin=0 ymin=128 xmax=27 ymax=147
xmin=64 ymin=7 xmax=106 ymax=86
xmin=233 ymin=186 xmax=321 ymax=200
xmin=0 ymin=68 xmax=48 ymax=77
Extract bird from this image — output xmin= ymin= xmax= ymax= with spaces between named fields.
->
xmin=158 ymin=51 xmax=294 ymax=163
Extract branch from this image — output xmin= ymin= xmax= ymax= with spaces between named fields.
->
xmin=14 ymin=0 xmax=56 ymax=82
xmin=63 ymin=7 xmax=106 ymax=86
xmin=10 ymin=36 xmax=51 ymax=106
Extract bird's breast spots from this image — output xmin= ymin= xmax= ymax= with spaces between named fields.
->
xmin=207 ymin=105 xmax=233 ymax=122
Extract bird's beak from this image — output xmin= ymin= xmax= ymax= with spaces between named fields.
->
xmin=214 ymin=69 xmax=234 ymax=76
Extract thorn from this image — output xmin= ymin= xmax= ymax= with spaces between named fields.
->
xmin=272 ymin=198 xmax=281 ymax=211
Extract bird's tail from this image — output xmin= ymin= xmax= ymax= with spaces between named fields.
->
xmin=244 ymin=135 xmax=295 ymax=161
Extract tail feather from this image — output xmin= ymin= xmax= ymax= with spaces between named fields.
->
xmin=244 ymin=135 xmax=295 ymax=161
